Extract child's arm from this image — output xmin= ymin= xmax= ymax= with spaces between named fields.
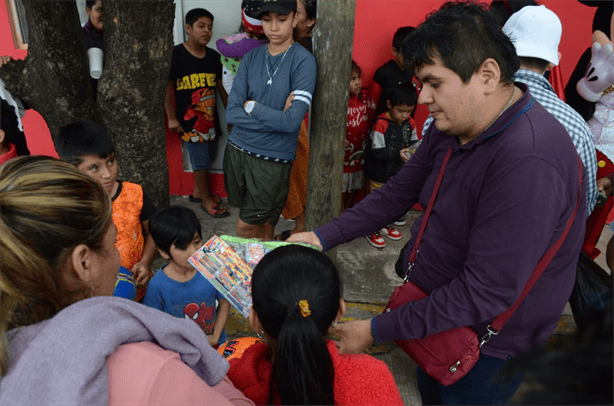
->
xmin=208 ymin=298 xmax=230 ymax=346
xmin=165 ymin=80 xmax=182 ymax=133
xmin=132 ymin=219 xmax=156 ymax=287
xmin=217 ymin=78 xmax=228 ymax=108
xmin=369 ymin=120 xmax=390 ymax=161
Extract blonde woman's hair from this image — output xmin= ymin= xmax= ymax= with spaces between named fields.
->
xmin=0 ymin=156 xmax=113 ymax=376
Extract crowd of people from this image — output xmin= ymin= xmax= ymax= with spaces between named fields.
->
xmin=0 ymin=0 xmax=612 ymax=405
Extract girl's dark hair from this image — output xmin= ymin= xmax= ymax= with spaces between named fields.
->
xmin=388 ymin=82 xmax=417 ymax=107
xmin=85 ymin=0 xmax=97 ymax=10
xmin=351 ymin=60 xmax=361 ymax=76
xmin=404 ymin=1 xmax=520 ymax=85
xmin=252 ymin=245 xmax=341 ymax=405
xmin=148 ymin=205 xmax=202 ymax=259
xmin=54 ymin=121 xmax=115 ymax=166
xmin=302 ymin=0 xmax=317 ymax=22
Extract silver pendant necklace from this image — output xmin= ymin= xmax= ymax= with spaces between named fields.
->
xmin=266 ymin=43 xmax=293 ymax=86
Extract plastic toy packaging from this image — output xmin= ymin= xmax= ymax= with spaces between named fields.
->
xmin=188 ymin=235 xmax=316 ymax=318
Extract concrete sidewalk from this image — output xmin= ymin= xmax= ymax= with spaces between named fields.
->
xmin=168 ymin=195 xmax=612 ymax=405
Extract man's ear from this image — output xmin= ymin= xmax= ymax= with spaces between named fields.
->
xmin=477 ymin=57 xmax=501 ymax=95
xmin=306 ymin=18 xmax=316 ymax=29
xmin=70 ymin=243 xmax=94 ymax=285
xmin=0 ymin=129 xmax=5 ymax=146
xmin=334 ymin=297 xmax=346 ymax=323
xmin=545 ymin=62 xmax=555 ymax=72
xmin=386 ymin=100 xmax=393 ymax=110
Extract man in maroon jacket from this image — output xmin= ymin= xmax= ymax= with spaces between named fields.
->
xmin=289 ymin=2 xmax=586 ymax=404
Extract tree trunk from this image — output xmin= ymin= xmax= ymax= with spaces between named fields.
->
xmin=0 ymin=0 xmax=97 ymax=136
xmin=98 ymin=0 xmax=174 ymax=209
xmin=0 ymin=0 xmax=174 ymax=209
xmin=306 ymin=1 xmax=356 ymax=236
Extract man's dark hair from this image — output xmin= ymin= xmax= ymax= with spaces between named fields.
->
xmin=186 ymin=8 xmax=214 ymax=26
xmin=387 ymin=82 xmax=417 ymax=108
xmin=519 ymin=57 xmax=550 ymax=73
xmin=85 ymin=0 xmax=97 ymax=10
xmin=489 ymin=0 xmax=538 ymax=27
xmin=148 ymin=205 xmax=202 ymax=259
xmin=404 ymin=1 xmax=520 ymax=85
xmin=54 ymin=121 xmax=115 ymax=166
xmin=392 ymin=26 xmax=415 ymax=51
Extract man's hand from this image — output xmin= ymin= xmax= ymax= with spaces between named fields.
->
xmin=0 ymin=55 xmax=13 ymax=67
xmin=167 ymin=118 xmax=182 ymax=133
xmin=597 ymin=176 xmax=613 ymax=197
xmin=283 ymin=92 xmax=294 ymax=112
xmin=131 ymin=262 xmax=151 ymax=287
xmin=400 ymin=148 xmax=411 ymax=162
xmin=329 ymin=319 xmax=375 ymax=354
xmin=285 ymin=231 xmax=323 ymax=250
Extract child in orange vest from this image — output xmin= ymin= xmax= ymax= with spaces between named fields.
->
xmin=55 ymin=121 xmax=157 ymax=301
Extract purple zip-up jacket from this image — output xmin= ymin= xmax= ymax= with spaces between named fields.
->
xmin=316 ymin=83 xmax=586 ymax=360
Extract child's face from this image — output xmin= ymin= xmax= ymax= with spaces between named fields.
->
xmin=388 ymin=103 xmax=415 ymax=125
xmin=262 ymin=11 xmax=297 ymax=47
xmin=168 ymin=232 xmax=202 ymax=271
xmin=86 ymin=0 xmax=103 ymax=31
xmin=186 ymin=16 xmax=213 ymax=47
xmin=349 ymin=69 xmax=361 ymax=96
xmin=77 ymin=153 xmax=118 ymax=195
xmin=295 ymin=0 xmax=315 ymax=36
xmin=392 ymin=47 xmax=405 ymax=70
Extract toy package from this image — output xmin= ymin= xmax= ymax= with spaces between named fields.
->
xmin=188 ymin=235 xmax=315 ymax=318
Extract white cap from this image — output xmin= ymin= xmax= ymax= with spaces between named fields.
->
xmin=503 ymin=5 xmax=562 ymax=66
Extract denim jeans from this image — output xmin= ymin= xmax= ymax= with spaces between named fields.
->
xmin=416 ymin=354 xmax=523 ymax=405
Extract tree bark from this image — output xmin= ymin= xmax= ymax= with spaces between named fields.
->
xmin=0 ymin=0 xmax=174 ymax=209
xmin=98 ymin=0 xmax=174 ymax=209
xmin=0 ymin=0 xmax=97 ymax=137
xmin=306 ymin=1 xmax=356 ymax=235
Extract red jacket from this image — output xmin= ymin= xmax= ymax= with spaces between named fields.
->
xmin=227 ymin=340 xmax=403 ymax=406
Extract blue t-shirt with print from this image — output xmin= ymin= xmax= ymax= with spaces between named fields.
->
xmin=143 ymin=265 xmax=226 ymax=345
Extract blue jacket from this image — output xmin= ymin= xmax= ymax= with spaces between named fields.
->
xmin=226 ymin=43 xmax=316 ymax=161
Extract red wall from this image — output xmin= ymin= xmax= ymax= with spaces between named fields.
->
xmin=1 ymin=0 xmax=598 ymax=194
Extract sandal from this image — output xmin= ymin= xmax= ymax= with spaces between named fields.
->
xmin=275 ymin=230 xmax=292 ymax=241
xmin=188 ymin=194 xmax=202 ymax=203
xmin=189 ymin=194 xmax=221 ymax=204
xmin=200 ymin=203 xmax=230 ymax=218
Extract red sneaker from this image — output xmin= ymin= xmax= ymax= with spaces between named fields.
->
xmin=366 ymin=232 xmax=386 ymax=248
xmin=381 ymin=225 xmax=402 ymax=241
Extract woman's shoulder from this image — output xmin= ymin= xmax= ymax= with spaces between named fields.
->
xmin=107 ymin=342 xmax=241 ymax=406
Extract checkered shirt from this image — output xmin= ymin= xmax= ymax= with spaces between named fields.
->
xmin=422 ymin=70 xmax=597 ymax=215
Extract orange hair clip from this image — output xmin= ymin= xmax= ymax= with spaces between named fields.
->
xmin=298 ymin=300 xmax=311 ymax=318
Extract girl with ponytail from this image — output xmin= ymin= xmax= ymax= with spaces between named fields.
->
xmin=227 ymin=245 xmax=403 ymax=405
